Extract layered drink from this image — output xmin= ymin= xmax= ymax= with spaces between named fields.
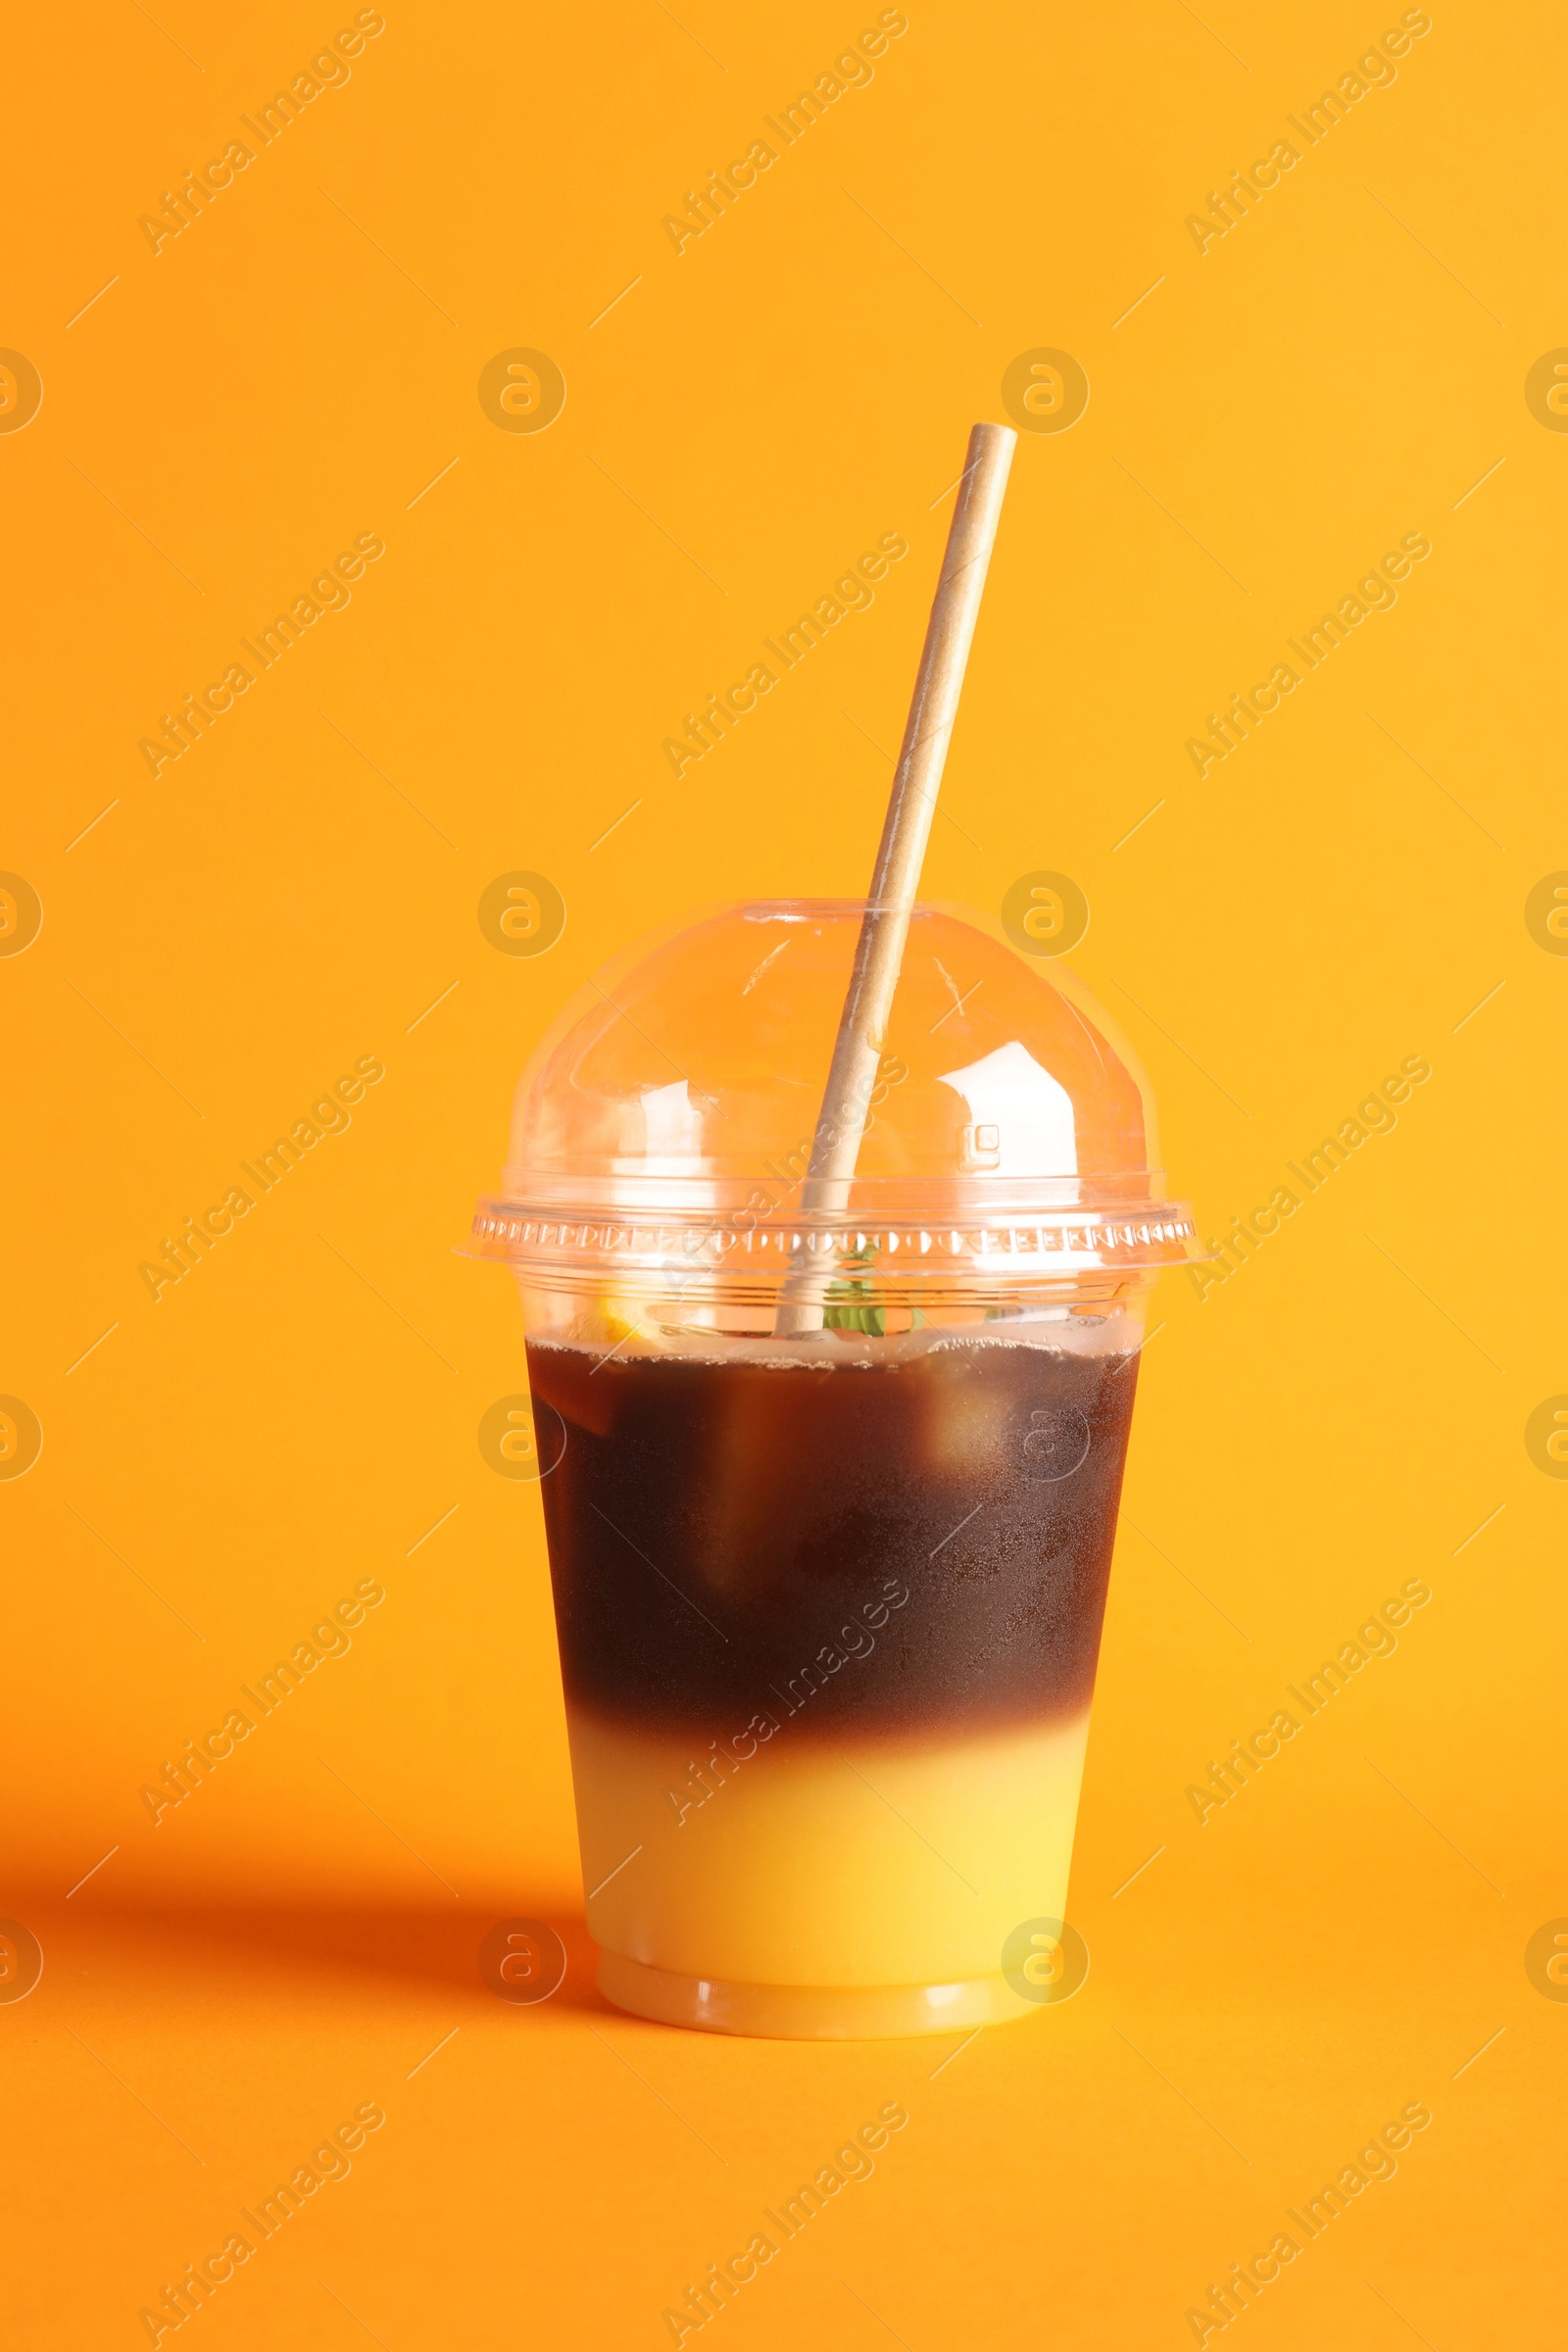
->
xmin=525 ymin=1307 xmax=1140 ymax=2034
xmin=466 ymin=898 xmax=1199 ymax=2036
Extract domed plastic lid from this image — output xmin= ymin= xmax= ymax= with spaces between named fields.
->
xmin=466 ymin=901 xmax=1198 ymax=1291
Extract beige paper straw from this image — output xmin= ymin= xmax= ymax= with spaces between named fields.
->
xmin=774 ymin=420 xmax=1017 ymax=1336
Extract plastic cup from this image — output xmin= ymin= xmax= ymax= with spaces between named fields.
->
xmin=466 ymin=900 xmax=1197 ymax=2038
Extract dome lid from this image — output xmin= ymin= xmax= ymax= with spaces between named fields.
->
xmin=466 ymin=901 xmax=1199 ymax=1287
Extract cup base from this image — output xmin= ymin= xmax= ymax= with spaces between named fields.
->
xmin=597 ymin=1949 xmax=1041 ymax=2040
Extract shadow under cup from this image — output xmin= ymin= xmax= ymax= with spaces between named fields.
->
xmin=464 ymin=899 xmax=1199 ymax=2038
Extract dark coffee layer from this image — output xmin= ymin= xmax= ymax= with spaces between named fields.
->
xmin=526 ymin=1336 xmax=1142 ymax=1740
xmin=525 ymin=1331 xmax=1139 ymax=1739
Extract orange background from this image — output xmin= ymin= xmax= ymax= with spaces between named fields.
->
xmin=4 ymin=0 xmax=1564 ymax=2343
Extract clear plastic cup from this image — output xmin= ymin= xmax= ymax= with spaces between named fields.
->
xmin=466 ymin=900 xmax=1198 ymax=2038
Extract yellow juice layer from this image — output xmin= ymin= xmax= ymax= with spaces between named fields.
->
xmin=568 ymin=1707 xmax=1092 ymax=1989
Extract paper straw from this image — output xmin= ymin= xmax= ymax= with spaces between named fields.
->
xmin=774 ymin=420 xmax=1016 ymax=1335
